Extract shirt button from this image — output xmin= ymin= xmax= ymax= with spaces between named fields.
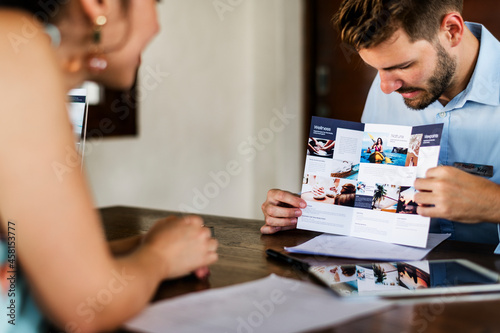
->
xmin=438 ymin=112 xmax=446 ymax=118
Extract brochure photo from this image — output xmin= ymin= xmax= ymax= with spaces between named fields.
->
xmin=298 ymin=117 xmax=443 ymax=248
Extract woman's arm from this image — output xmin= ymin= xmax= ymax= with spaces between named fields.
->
xmin=109 ymin=235 xmax=144 ymax=255
xmin=0 ymin=13 xmax=217 ymax=332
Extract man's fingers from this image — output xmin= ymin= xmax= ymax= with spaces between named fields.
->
xmin=416 ymin=205 xmax=440 ymax=218
xmin=260 ymin=215 xmax=299 ymax=234
xmin=260 ymin=224 xmax=297 ymax=235
xmin=260 ymin=225 xmax=282 ymax=234
xmin=261 ymin=189 xmax=305 ymax=235
xmin=264 ymin=215 xmax=298 ymax=227
xmin=414 ymin=177 xmax=435 ymax=191
xmin=413 ymin=191 xmax=435 ymax=206
xmin=268 ymin=189 xmax=306 ymax=208
xmin=424 ymin=165 xmax=457 ymax=179
xmin=264 ymin=203 xmax=302 ymax=219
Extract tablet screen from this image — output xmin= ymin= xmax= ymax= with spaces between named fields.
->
xmin=67 ymin=89 xmax=88 ymax=157
xmin=310 ymin=259 xmax=500 ymax=297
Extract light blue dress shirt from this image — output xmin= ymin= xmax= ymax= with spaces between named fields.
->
xmin=361 ymin=22 xmax=500 ymax=248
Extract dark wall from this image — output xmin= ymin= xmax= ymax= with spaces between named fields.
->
xmin=305 ymin=0 xmax=500 ymax=130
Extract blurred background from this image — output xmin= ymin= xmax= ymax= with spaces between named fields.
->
xmin=83 ymin=0 xmax=500 ymax=220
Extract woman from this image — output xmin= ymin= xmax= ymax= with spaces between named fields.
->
xmin=0 ymin=1 xmax=218 ymax=332
xmin=370 ymin=137 xmax=383 ymax=153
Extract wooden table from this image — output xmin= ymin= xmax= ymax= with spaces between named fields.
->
xmin=100 ymin=206 xmax=500 ymax=333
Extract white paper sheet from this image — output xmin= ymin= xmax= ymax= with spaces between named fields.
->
xmin=285 ymin=233 xmax=450 ymax=261
xmin=125 ymin=274 xmax=391 ymax=333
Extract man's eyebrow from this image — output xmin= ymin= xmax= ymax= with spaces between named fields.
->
xmin=381 ymin=61 xmax=412 ymax=71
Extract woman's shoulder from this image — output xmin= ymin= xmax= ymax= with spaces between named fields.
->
xmin=0 ymin=10 xmax=63 ymax=102
xmin=0 ymin=9 xmax=58 ymax=72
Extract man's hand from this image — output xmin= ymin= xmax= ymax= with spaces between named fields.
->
xmin=414 ymin=166 xmax=500 ymax=223
xmin=261 ymin=189 xmax=307 ymax=234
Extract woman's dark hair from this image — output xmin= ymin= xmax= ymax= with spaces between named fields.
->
xmin=0 ymin=0 xmax=48 ymax=14
xmin=0 ymin=0 xmax=129 ymax=23
xmin=0 ymin=0 xmax=69 ymax=23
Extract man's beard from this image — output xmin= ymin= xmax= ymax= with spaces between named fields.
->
xmin=397 ymin=44 xmax=457 ymax=110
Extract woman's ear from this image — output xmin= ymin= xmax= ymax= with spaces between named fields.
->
xmin=79 ymin=0 xmax=110 ymax=23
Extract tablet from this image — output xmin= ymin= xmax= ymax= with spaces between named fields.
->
xmin=67 ymin=89 xmax=88 ymax=159
xmin=309 ymin=259 xmax=500 ymax=298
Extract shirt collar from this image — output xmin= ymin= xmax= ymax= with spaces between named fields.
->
xmin=450 ymin=22 xmax=500 ymax=109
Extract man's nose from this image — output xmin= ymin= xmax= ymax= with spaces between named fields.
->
xmin=379 ymin=71 xmax=403 ymax=94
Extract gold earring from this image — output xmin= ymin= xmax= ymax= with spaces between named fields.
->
xmin=88 ymin=15 xmax=108 ymax=73
xmin=92 ymin=15 xmax=107 ymax=43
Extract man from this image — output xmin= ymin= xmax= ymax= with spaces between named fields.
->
xmin=261 ymin=0 xmax=500 ymax=253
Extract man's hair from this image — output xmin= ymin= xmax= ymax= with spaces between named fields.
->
xmin=332 ymin=0 xmax=463 ymax=50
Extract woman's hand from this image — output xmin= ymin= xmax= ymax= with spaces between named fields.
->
xmin=261 ymin=189 xmax=306 ymax=234
xmin=142 ymin=215 xmax=218 ymax=280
